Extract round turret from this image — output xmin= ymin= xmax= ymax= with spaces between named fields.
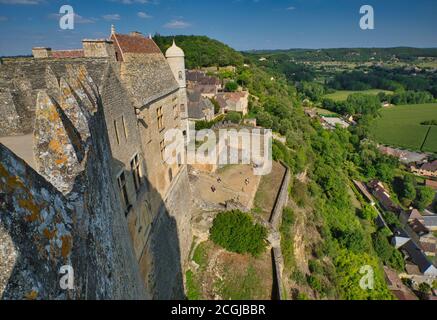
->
xmin=165 ymin=40 xmax=186 ymax=88
xmin=165 ymin=40 xmax=185 ymax=58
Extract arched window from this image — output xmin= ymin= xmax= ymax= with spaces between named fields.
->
xmin=168 ymin=168 xmax=173 ymax=182
xmin=178 ymin=71 xmax=183 ymax=80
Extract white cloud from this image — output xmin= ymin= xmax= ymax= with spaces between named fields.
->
xmin=0 ymin=0 xmax=43 ymax=4
xmin=286 ymin=6 xmax=295 ymax=11
xmin=164 ymin=19 xmax=191 ymax=29
xmin=137 ymin=11 xmax=152 ymax=19
xmin=0 ymin=16 xmax=8 ymax=21
xmin=102 ymin=14 xmax=121 ymax=21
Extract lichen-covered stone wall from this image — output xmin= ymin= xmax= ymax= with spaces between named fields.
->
xmin=0 ymin=63 xmax=147 ymax=300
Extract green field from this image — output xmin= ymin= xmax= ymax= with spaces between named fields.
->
xmin=370 ymin=103 xmax=437 ymax=153
xmin=324 ymin=89 xmax=393 ymax=101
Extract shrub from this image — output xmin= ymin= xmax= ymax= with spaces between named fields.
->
xmin=224 ymin=111 xmax=242 ymax=124
xmin=291 ymin=270 xmax=307 ymax=286
xmin=308 ymin=260 xmax=323 ymax=274
xmin=210 ymin=210 xmax=267 ymax=257
xmin=225 ymin=81 xmax=239 ymax=92
xmin=358 ymin=204 xmax=378 ymax=221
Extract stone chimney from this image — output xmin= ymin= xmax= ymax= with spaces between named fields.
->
xmin=129 ymin=31 xmax=143 ymax=37
xmin=32 ymin=47 xmax=52 ymax=59
xmin=82 ymin=39 xmax=116 ymax=60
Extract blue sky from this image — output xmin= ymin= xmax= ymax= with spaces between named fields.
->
xmin=0 ymin=0 xmax=436 ymax=56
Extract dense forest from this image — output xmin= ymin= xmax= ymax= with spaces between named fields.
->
xmin=154 ymin=34 xmax=244 ymax=69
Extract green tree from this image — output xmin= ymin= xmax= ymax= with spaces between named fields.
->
xmin=210 ymin=211 xmax=267 ymax=257
xmin=359 ymin=204 xmax=378 ymax=221
xmin=225 ymin=81 xmax=239 ymax=92
xmin=402 ymin=175 xmax=417 ymax=206
xmin=415 ymin=186 xmax=435 ymax=211
xmin=372 ymin=230 xmax=405 ymax=271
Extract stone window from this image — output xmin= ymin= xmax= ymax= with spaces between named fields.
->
xmin=173 ymin=105 xmax=179 ymax=119
xmin=122 ymin=115 xmax=128 ymax=140
xmin=178 ymin=71 xmax=183 ymax=80
xmin=157 ymin=106 xmax=164 ymax=131
xmin=160 ymin=140 xmax=165 ymax=160
xmin=114 ymin=119 xmax=120 ymax=145
xmin=131 ymin=154 xmax=141 ymax=192
xmin=168 ymin=168 xmax=173 ymax=182
xmin=177 ymin=153 xmax=182 ymax=168
xmin=117 ymin=171 xmax=130 ymax=216
xmin=180 ymin=104 xmax=185 ymax=113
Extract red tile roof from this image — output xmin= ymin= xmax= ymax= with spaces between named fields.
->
xmin=111 ymin=33 xmax=161 ymax=55
xmin=50 ymin=50 xmax=84 ymax=59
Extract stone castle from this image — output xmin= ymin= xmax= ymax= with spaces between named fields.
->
xmin=0 ymin=26 xmax=193 ymax=300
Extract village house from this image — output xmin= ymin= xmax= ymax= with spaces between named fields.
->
xmin=423 ymin=215 xmax=437 ymax=232
xmin=187 ymin=90 xmax=215 ymax=122
xmin=399 ymin=209 xmax=437 ymax=257
xmin=383 ymin=267 xmax=418 ymax=300
xmin=186 ymin=70 xmax=222 ymax=98
xmin=216 ymin=91 xmax=249 ymax=115
xmin=411 ymin=160 xmax=437 ymax=178
xmin=401 ymin=241 xmax=437 ymax=277
xmin=367 ymin=180 xmax=400 ymax=213
xmin=378 ymin=146 xmax=428 ymax=164
xmin=320 ymin=116 xmax=350 ymax=130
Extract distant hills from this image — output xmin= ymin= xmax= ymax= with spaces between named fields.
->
xmin=245 ymin=47 xmax=437 ymax=63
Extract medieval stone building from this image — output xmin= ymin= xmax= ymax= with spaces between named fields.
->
xmin=0 ymin=27 xmax=192 ymax=300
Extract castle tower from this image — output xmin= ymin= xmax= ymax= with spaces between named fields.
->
xmin=165 ymin=40 xmax=190 ymax=142
xmin=165 ymin=40 xmax=186 ymax=89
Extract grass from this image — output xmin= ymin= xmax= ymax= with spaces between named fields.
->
xmin=254 ymin=161 xmax=287 ymax=221
xmin=186 ymin=270 xmax=202 ymax=300
xmin=323 ymin=89 xmax=393 ymax=101
xmin=369 ymin=103 xmax=437 ymax=153
xmin=214 ymin=265 xmax=263 ymax=300
xmin=193 ymin=242 xmax=209 ymax=271
xmin=314 ymin=107 xmax=339 ymax=117
xmin=280 ymin=207 xmax=296 ymax=269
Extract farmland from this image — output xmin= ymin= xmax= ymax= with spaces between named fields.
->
xmin=323 ymin=89 xmax=393 ymax=101
xmin=369 ymin=103 xmax=437 ymax=153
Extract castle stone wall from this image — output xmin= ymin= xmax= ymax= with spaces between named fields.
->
xmin=0 ymin=89 xmax=21 ymax=136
